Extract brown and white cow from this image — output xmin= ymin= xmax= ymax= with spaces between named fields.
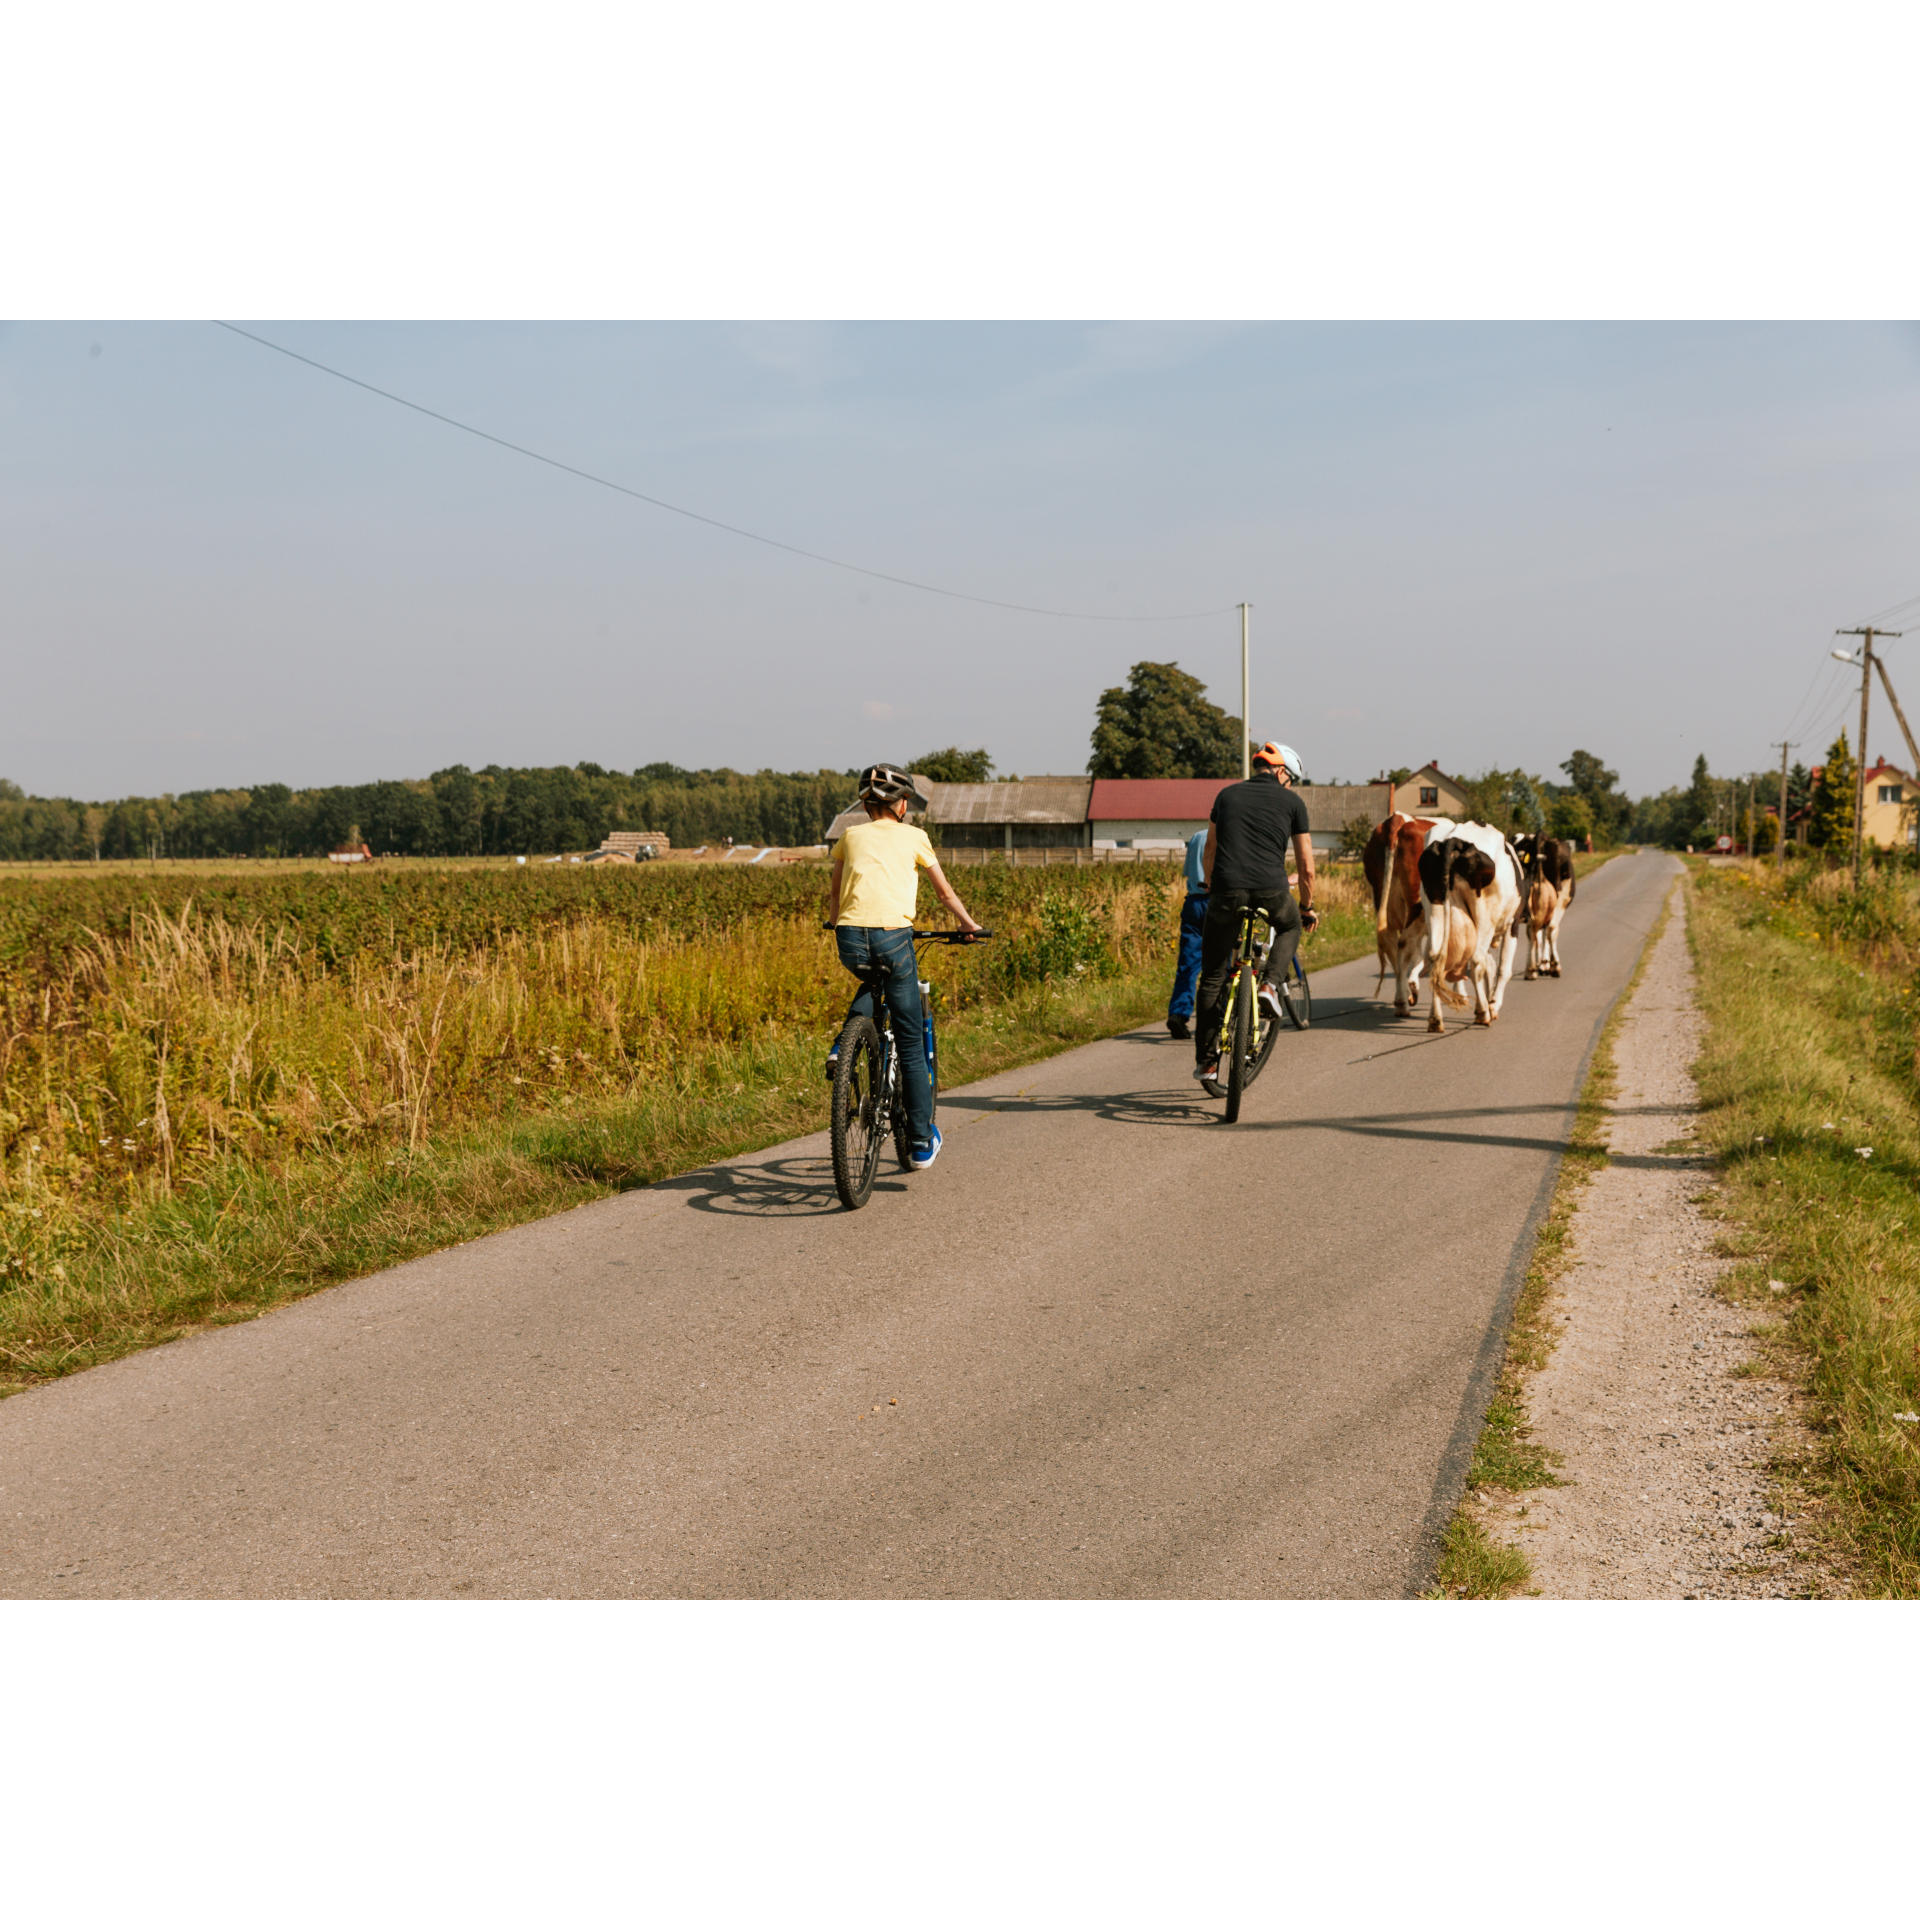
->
xmin=1418 ymin=820 xmax=1524 ymax=1032
xmin=1363 ymin=811 xmax=1434 ymax=1018
xmin=1511 ymin=832 xmax=1577 ymax=979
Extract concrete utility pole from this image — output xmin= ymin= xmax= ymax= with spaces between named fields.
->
xmin=1239 ymin=602 xmax=1251 ymax=780
xmin=1772 ymin=740 xmax=1795 ymax=873
xmin=1836 ymin=626 xmax=1903 ymax=884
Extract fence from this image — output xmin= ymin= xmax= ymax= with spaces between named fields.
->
xmin=939 ymin=845 xmax=1183 ymax=868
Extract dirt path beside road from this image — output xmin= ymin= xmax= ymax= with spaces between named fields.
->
xmin=1478 ymin=884 xmax=1822 ymax=1599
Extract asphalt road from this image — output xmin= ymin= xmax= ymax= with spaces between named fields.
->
xmin=0 ymin=852 xmax=1678 ymax=1599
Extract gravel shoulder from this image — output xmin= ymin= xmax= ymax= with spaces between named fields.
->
xmin=1478 ymin=882 xmax=1822 ymax=1599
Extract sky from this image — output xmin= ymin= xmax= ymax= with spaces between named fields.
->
xmin=6 ymin=319 xmax=1920 ymax=802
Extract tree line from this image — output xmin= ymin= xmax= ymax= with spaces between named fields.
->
xmin=0 ymin=749 xmax=1008 ymax=863
xmin=0 ymin=765 xmax=863 ymax=861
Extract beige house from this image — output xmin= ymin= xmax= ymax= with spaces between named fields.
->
xmin=1861 ymin=760 xmax=1917 ymax=849
xmin=1388 ymin=762 xmax=1473 ymax=820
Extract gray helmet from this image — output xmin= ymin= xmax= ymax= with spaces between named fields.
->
xmin=857 ymin=763 xmax=925 ymax=808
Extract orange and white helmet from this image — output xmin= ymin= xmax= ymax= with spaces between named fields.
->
xmin=1252 ymin=741 xmax=1304 ymax=780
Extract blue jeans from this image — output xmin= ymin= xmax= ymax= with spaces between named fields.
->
xmin=834 ymin=926 xmax=934 ymax=1151
xmin=1168 ymin=892 xmax=1208 ymax=1020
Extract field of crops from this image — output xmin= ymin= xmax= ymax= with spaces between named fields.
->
xmin=0 ymin=860 xmax=1371 ymax=1388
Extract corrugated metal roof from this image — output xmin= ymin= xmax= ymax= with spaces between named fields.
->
xmin=926 ymin=779 xmax=1092 ymax=826
xmin=1087 ymin=779 xmax=1232 ymax=820
xmin=1301 ymin=785 xmax=1393 ymax=830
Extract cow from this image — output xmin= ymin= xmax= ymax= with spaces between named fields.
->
xmin=1418 ymin=820 xmax=1524 ymax=1032
xmin=1363 ymin=811 xmax=1435 ymax=1018
xmin=1510 ymin=832 xmax=1577 ymax=979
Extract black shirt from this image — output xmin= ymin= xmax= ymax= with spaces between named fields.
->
xmin=1209 ymin=773 xmax=1310 ymax=891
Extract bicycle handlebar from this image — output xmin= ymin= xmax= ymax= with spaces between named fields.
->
xmin=821 ymin=925 xmax=994 ymax=941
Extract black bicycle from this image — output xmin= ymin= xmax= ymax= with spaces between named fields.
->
xmin=828 ymin=928 xmax=992 ymax=1210
xmin=1213 ymin=905 xmax=1311 ymax=1123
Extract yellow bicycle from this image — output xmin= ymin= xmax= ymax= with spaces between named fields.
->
xmin=1213 ymin=905 xmax=1310 ymax=1123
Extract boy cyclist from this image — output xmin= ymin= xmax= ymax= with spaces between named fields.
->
xmin=825 ymin=764 xmax=983 ymax=1170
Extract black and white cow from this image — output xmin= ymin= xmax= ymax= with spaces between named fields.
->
xmin=1510 ymin=833 xmax=1577 ymax=979
xmin=1417 ymin=821 xmax=1524 ymax=1032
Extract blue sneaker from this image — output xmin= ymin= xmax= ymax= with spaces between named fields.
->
xmin=908 ymin=1125 xmax=943 ymax=1172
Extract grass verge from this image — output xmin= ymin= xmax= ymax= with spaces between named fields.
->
xmin=1426 ymin=866 xmax=1672 ymax=1598
xmin=1686 ymin=860 xmax=1920 ymax=1597
xmin=1 ymin=917 xmax=1376 ymax=1397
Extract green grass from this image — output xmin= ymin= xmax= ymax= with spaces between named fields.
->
xmin=1 ymin=867 xmax=1377 ymax=1396
xmin=1431 ymin=1508 xmax=1534 ymax=1599
xmin=1686 ymin=860 xmax=1920 ymax=1596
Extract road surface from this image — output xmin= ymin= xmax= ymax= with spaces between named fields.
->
xmin=0 ymin=852 xmax=1678 ymax=1597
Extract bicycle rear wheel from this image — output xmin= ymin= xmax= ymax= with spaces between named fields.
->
xmin=1223 ymin=969 xmax=1252 ymax=1122
xmin=1283 ymin=957 xmax=1311 ymax=1030
xmin=831 ymin=1016 xmax=887 ymax=1209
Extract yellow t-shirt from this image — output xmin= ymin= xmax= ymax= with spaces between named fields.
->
xmin=832 ymin=818 xmax=937 ymax=928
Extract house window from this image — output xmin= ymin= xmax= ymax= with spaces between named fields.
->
xmin=1419 ymin=786 xmax=1439 ymax=807
xmin=1880 ymin=784 xmax=1903 ymax=804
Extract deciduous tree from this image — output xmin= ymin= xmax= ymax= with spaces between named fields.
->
xmin=1088 ymin=662 xmax=1239 ymax=779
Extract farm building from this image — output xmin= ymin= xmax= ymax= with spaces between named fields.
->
xmin=1087 ymin=778 xmax=1230 ymax=849
xmin=926 ymin=778 xmax=1092 ymax=850
xmin=1089 ymin=777 xmax=1390 ymax=857
xmin=827 ymin=777 xmax=1093 ymax=851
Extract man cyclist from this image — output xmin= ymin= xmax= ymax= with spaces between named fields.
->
xmin=825 ymin=764 xmax=983 ymax=1170
xmin=1192 ymin=740 xmax=1318 ymax=1095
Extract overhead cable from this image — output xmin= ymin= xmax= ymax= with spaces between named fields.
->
xmin=214 ymin=322 xmax=1237 ymax=625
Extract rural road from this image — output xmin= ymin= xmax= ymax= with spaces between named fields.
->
xmin=1 ymin=852 xmax=1679 ymax=1599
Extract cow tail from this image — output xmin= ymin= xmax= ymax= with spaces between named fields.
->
xmin=1375 ymin=816 xmax=1399 ymax=937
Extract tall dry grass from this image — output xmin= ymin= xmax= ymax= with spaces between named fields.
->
xmin=0 ymin=862 xmax=1374 ymax=1388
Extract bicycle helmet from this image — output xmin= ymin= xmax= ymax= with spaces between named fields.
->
xmin=1252 ymin=741 xmax=1305 ymax=781
xmin=856 ymin=763 xmax=926 ymax=809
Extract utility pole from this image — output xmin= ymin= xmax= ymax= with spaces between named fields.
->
xmin=1872 ymin=654 xmax=1920 ymax=774
xmin=1239 ymin=603 xmax=1251 ymax=780
xmin=1772 ymin=740 xmax=1795 ymax=874
xmin=1836 ymin=626 xmax=1903 ymax=884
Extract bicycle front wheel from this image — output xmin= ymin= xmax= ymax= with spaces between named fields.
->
xmin=1223 ymin=969 xmax=1252 ymax=1122
xmin=831 ymin=1016 xmax=888 ymax=1209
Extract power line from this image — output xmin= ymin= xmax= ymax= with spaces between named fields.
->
xmin=214 ymin=322 xmax=1238 ymax=625
xmin=1779 ymin=652 xmax=1842 ymax=740
xmin=1864 ymin=589 xmax=1920 ymax=625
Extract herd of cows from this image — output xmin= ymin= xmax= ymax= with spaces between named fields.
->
xmin=1361 ymin=812 xmax=1580 ymax=1032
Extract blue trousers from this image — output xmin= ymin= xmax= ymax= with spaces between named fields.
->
xmin=834 ymin=925 xmax=934 ymax=1150
xmin=1168 ymin=892 xmax=1209 ymax=1020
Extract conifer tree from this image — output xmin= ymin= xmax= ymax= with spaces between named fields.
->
xmin=1806 ymin=732 xmax=1858 ymax=853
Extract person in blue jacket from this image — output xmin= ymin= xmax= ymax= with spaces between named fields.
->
xmin=1165 ymin=825 xmax=1211 ymax=1039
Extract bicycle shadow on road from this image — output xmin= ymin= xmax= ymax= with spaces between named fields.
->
xmin=940 ymin=1083 xmax=1215 ymax=1131
xmin=646 ymin=1153 xmax=907 ymax=1219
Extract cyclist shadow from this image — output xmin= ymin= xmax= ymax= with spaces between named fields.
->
xmin=648 ymin=1153 xmax=908 ymax=1218
xmin=940 ymin=1085 xmax=1212 ymax=1130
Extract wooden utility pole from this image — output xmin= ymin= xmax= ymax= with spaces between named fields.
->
xmin=1872 ymin=653 xmax=1920 ymax=773
xmin=1837 ymin=626 xmax=1903 ymax=883
xmin=1239 ymin=602 xmax=1251 ymax=779
xmin=1772 ymin=740 xmax=1795 ymax=871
